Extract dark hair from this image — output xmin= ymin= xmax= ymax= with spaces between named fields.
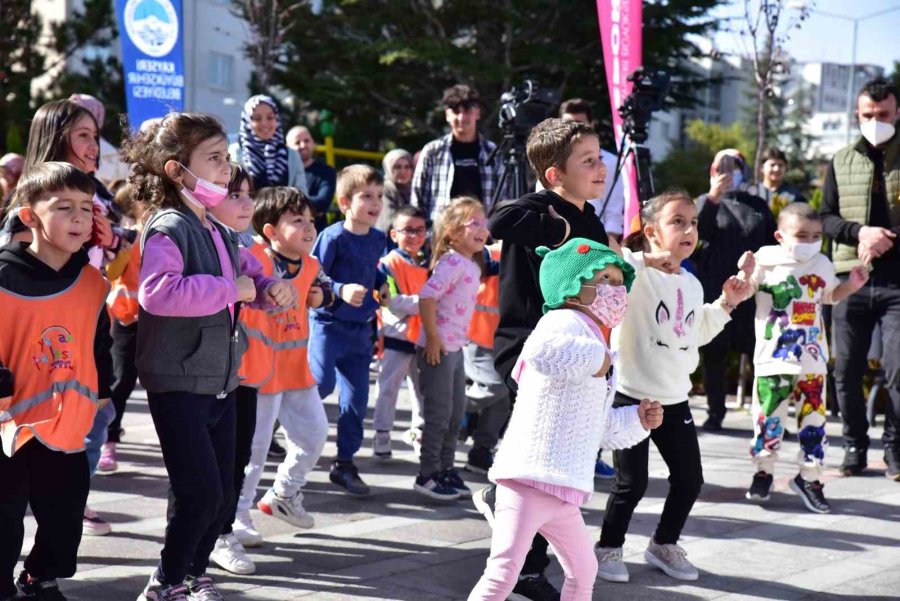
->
xmin=13 ymin=161 xmax=96 ymax=208
xmin=228 ymin=164 xmax=254 ymax=195
xmin=440 ymin=84 xmax=479 ymax=110
xmin=252 ymin=186 xmax=312 ymax=243
xmin=119 ymin=112 xmax=227 ymax=211
xmin=777 ymin=201 xmax=821 ymax=227
xmin=392 ymin=205 xmax=426 ymax=228
xmin=858 ymin=77 xmax=899 ymax=103
xmin=760 ymin=146 xmax=787 ymax=164
xmin=526 ymin=118 xmax=597 ymax=188
xmin=24 ymin=100 xmax=99 ymax=171
xmin=336 ymin=163 xmax=383 ymax=201
xmin=113 ymin=182 xmax=139 ymax=220
xmin=559 ymin=98 xmax=594 ymax=123
xmin=623 ymin=190 xmax=694 ymax=252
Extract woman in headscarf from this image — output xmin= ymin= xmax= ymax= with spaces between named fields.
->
xmin=376 ymin=148 xmax=414 ymax=233
xmin=229 ymin=95 xmax=307 ymax=193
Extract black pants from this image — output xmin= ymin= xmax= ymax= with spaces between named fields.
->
xmin=701 ymin=309 xmax=755 ymax=419
xmin=221 ymin=386 xmax=257 ymax=536
xmin=107 ymin=321 xmax=139 ymax=443
xmin=599 ymin=396 xmax=704 ymax=548
xmin=149 ymin=390 xmax=236 ymax=584
xmin=0 ymin=442 xmax=89 ymax=598
xmin=832 ymin=276 xmax=900 ymax=456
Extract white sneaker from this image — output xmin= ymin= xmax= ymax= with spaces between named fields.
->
xmin=258 ymin=488 xmax=315 ymax=529
xmin=209 ymin=534 xmax=256 ymax=575
xmin=644 ymin=539 xmax=699 ymax=580
xmin=82 ymin=504 xmax=111 ymax=536
xmin=373 ymin=430 xmax=392 ymax=459
xmin=232 ymin=511 xmax=263 ymax=547
xmin=595 ymin=545 xmax=629 ymax=583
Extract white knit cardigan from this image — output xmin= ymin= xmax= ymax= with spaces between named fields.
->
xmin=489 ymin=309 xmax=649 ymax=496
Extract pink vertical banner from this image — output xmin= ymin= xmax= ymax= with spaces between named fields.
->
xmin=596 ymin=0 xmax=643 ymax=235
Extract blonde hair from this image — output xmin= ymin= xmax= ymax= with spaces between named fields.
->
xmin=336 ymin=163 xmax=383 ymax=203
xmin=431 ymin=196 xmax=486 ymax=272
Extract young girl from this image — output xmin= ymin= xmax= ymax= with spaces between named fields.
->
xmin=414 ymin=196 xmax=488 ymax=501
xmin=469 ymin=238 xmax=661 ymax=601
xmin=595 ymin=191 xmax=752 ymax=583
xmin=122 ymin=112 xmax=294 ymax=601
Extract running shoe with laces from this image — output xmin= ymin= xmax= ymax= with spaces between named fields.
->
xmin=137 ymin=570 xmax=189 ymax=601
xmin=746 ymin=471 xmax=774 ymax=502
xmin=82 ymin=505 xmax=111 ymax=536
xmin=16 ymin=571 xmax=67 ymax=600
xmin=232 ymin=511 xmax=263 ymax=548
xmin=644 ymin=539 xmax=699 ymax=580
xmin=183 ymin=575 xmax=224 ymax=601
xmin=440 ymin=468 xmax=471 ymax=498
xmin=96 ymin=441 xmax=118 ymax=475
xmin=508 ymin=573 xmax=560 ymax=601
xmin=413 ymin=472 xmax=460 ymax=501
xmin=209 ymin=534 xmax=255 ymax=575
xmin=789 ymin=474 xmax=831 ymax=513
xmin=257 ymin=488 xmax=315 ymax=528
xmin=594 ymin=545 xmax=629 ymax=583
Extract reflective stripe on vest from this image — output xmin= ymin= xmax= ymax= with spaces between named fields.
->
xmin=0 ymin=379 xmax=99 ymax=421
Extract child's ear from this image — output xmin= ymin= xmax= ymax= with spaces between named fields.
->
xmin=337 ymin=195 xmax=351 ymax=213
xmin=389 ymin=228 xmax=399 ymax=243
xmin=163 ymin=160 xmax=184 ymax=184
xmin=642 ymin=221 xmax=655 ymax=242
xmin=544 ymin=166 xmax=561 ymax=188
xmin=17 ymin=206 xmax=39 ymax=228
xmin=774 ymin=230 xmax=784 ymax=243
xmin=262 ymin=222 xmax=277 ymax=242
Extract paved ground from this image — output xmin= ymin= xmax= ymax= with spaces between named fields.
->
xmin=19 ymin=382 xmax=900 ymax=600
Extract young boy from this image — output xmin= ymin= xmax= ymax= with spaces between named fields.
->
xmin=232 ymin=187 xmax=333 ymax=544
xmin=479 ymin=117 xmax=617 ymax=598
xmin=309 ymin=164 xmax=389 ymax=496
xmin=744 ymin=202 xmax=868 ymax=513
xmin=371 ymin=206 xmax=429 ymax=459
xmin=0 ymin=162 xmax=113 ymax=601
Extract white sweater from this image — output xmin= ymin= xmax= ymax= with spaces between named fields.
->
xmin=489 ymin=309 xmax=649 ymax=496
xmin=612 ymin=249 xmax=731 ymax=405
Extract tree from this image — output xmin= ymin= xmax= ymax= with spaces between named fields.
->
xmin=0 ymin=2 xmax=44 ymax=153
xmin=232 ymin=1 xmax=304 ymax=92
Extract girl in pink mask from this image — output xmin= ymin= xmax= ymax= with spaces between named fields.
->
xmin=470 ymin=237 xmax=663 ymax=601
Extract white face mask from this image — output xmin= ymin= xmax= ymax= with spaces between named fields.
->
xmin=780 ymin=235 xmax=821 ymax=262
xmin=859 ymin=120 xmax=896 ymax=147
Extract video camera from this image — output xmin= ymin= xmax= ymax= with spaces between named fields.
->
xmin=497 ymin=80 xmax=561 ymax=139
xmin=618 ymin=68 xmax=670 ymax=144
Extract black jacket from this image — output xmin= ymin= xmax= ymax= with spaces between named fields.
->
xmin=488 ymin=190 xmax=608 ymax=390
xmin=0 ymin=243 xmax=112 ymax=399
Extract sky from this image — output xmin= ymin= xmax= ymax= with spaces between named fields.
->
xmin=709 ymin=0 xmax=900 ymax=74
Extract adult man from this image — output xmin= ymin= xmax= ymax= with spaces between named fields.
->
xmin=287 ymin=125 xmax=337 ymax=232
xmin=747 ymin=146 xmax=807 ymax=213
xmin=820 ymin=78 xmax=900 ymax=481
xmin=411 ymin=84 xmax=500 ymax=224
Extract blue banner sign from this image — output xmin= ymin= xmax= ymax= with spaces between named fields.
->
xmin=116 ymin=0 xmax=185 ymax=128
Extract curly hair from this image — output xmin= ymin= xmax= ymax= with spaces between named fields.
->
xmin=119 ymin=112 xmax=227 ymax=211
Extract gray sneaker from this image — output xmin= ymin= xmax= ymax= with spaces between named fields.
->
xmin=184 ymin=575 xmax=225 ymax=600
xmin=644 ymin=539 xmax=699 ymax=580
xmin=595 ymin=545 xmax=629 ymax=583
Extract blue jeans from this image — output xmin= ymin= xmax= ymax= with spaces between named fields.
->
xmin=85 ymin=402 xmax=116 ymax=477
xmin=308 ymin=318 xmax=372 ymax=461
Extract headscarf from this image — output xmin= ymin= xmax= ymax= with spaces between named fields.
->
xmin=378 ymin=149 xmax=413 ymax=232
xmin=382 ymin=148 xmax=413 ymax=183
xmin=69 ymin=93 xmax=106 ymax=127
xmin=239 ymin=95 xmax=289 ymax=189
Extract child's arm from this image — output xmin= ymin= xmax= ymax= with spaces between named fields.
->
xmin=695 ymin=275 xmax=750 ymax=346
xmin=488 ymin=202 xmax=569 ymax=249
xmin=312 ymin=265 xmax=336 ymax=307
xmin=520 ymin=317 xmax=608 ymax=380
xmin=828 ymin=265 xmax=869 ymax=304
xmin=419 ymin=297 xmax=444 ymax=365
xmin=239 ymin=247 xmax=296 ymax=309
xmin=313 ymin=230 xmax=366 ymax=307
xmin=599 ymin=405 xmax=651 ymax=450
xmin=93 ymin=305 xmax=113 ymax=409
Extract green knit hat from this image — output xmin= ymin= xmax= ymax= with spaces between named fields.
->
xmin=537 ymin=237 xmax=635 ymax=313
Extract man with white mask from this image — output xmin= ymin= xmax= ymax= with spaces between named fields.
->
xmin=695 ymin=149 xmax=776 ymax=431
xmin=821 ymin=77 xmax=900 ymax=481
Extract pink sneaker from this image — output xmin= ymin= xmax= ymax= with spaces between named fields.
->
xmin=97 ymin=442 xmax=118 ymax=475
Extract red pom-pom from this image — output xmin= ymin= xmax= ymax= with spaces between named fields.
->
xmin=577 ymin=243 xmax=591 ymax=254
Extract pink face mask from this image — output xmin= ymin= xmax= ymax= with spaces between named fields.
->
xmin=580 ymin=283 xmax=628 ymax=328
xmin=178 ymin=163 xmax=228 ymax=208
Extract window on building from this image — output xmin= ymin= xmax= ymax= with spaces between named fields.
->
xmin=208 ymin=53 xmax=233 ymax=91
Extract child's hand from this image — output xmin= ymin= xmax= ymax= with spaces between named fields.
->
xmin=848 ymin=265 xmax=870 ymax=290
xmin=266 ymin=280 xmax=297 ymax=308
xmin=307 ymin=285 xmax=324 ymax=309
xmin=378 ymin=283 xmax=391 ymax=306
xmin=236 ymin=275 xmax=257 ymax=303
xmin=547 ymin=204 xmax=571 ymax=246
xmin=340 ymin=283 xmax=367 ymax=307
xmin=737 ymin=251 xmax=755 ymax=281
xmin=423 ymin=335 xmax=446 ymax=366
xmin=92 ymin=212 xmax=114 ymax=248
xmin=722 ymin=275 xmax=752 ymax=306
xmin=643 ymin=250 xmax=678 ymax=273
xmin=638 ymin=399 xmax=663 ymax=430
xmin=98 ymin=397 xmax=111 ymax=409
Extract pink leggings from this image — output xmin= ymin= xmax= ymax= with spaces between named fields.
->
xmin=469 ymin=480 xmax=597 ymax=601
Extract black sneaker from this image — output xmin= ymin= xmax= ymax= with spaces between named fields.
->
xmin=701 ymin=413 xmax=723 ymax=432
xmin=885 ymin=454 xmax=900 ymax=481
xmin=472 ymin=484 xmax=496 ymax=527
xmin=465 ymin=447 xmax=494 ymax=474
xmin=510 ymin=573 xmax=560 ymax=601
xmin=268 ymin=438 xmax=287 ymax=459
xmin=789 ymin=474 xmax=831 ymax=513
xmin=329 ymin=461 xmax=370 ymax=497
xmin=413 ymin=472 xmax=460 ymax=501
xmin=841 ymin=444 xmax=867 ymax=476
xmin=746 ymin=471 xmax=773 ymax=502
xmin=440 ymin=468 xmax=472 ymax=497
xmin=16 ymin=571 xmax=66 ymax=600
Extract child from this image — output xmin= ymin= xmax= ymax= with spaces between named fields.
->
xmin=469 ymin=238 xmax=661 ymax=601
xmin=372 ymin=206 xmax=429 ymax=459
xmin=122 ymin=112 xmax=294 ymax=601
xmin=414 ymin=196 xmax=487 ymax=501
xmin=0 ymin=162 xmax=113 ymax=600
xmin=233 ymin=187 xmax=331 ymax=546
xmin=743 ymin=202 xmax=868 ymax=513
xmin=309 ymin=164 xmax=389 ymax=496
xmin=595 ymin=191 xmax=752 ymax=583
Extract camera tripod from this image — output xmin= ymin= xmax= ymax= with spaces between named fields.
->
xmin=489 ymin=131 xmax=530 ymax=209
xmin=598 ymin=132 xmax=656 ymax=222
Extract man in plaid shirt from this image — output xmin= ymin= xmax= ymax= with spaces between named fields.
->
xmin=412 ymin=84 xmax=501 ymax=224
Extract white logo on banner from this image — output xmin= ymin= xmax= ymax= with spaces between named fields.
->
xmin=124 ymin=0 xmax=179 ymax=58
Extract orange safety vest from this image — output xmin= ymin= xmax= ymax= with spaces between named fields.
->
xmin=467 ymin=247 xmax=501 ymax=349
xmin=379 ymin=250 xmax=429 ymax=344
xmin=0 ymin=267 xmax=109 ymax=456
xmin=106 ymin=243 xmax=141 ymax=325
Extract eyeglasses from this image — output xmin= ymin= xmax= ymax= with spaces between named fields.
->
xmin=397 ymin=227 xmax=427 ymax=237
xmin=463 ymin=218 xmax=487 ymax=229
